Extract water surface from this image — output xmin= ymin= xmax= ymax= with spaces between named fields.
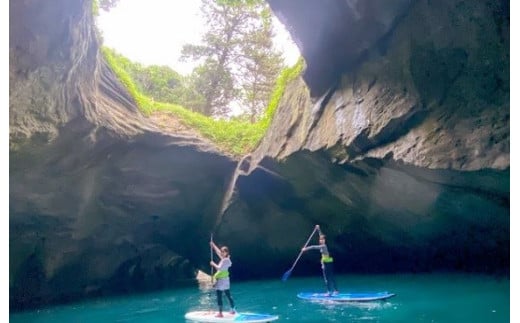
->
xmin=10 ymin=273 xmax=509 ymax=322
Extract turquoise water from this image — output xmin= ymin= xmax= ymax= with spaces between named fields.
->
xmin=10 ymin=273 xmax=509 ymax=322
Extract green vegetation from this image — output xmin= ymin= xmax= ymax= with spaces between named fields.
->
xmin=102 ymin=47 xmax=151 ymax=113
xmin=103 ymin=48 xmax=204 ymax=112
xmin=95 ymin=0 xmax=302 ymax=156
xmin=181 ymin=0 xmax=284 ymax=119
xmin=102 ymin=47 xmax=303 ymax=156
xmin=92 ymin=0 xmax=99 ymax=16
xmin=92 ymin=0 xmax=119 ymax=16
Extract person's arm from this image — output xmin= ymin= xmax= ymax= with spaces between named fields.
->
xmin=302 ymin=244 xmax=321 ymax=252
xmin=210 ymin=258 xmax=229 ymax=270
xmin=302 ymin=225 xmax=324 ymax=252
xmin=210 ymin=259 xmax=221 ymax=270
xmin=210 ymin=241 xmax=223 ymax=259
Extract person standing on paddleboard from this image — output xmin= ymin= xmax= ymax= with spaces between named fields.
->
xmin=302 ymin=225 xmax=339 ymax=296
xmin=210 ymin=241 xmax=236 ymax=317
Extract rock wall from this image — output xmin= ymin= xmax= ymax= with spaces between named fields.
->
xmin=224 ymin=0 xmax=509 ymax=277
xmin=262 ymin=0 xmax=508 ymax=170
xmin=9 ymin=0 xmax=236 ymax=310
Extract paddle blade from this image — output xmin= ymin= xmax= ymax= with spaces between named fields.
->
xmin=281 ymin=269 xmax=292 ymax=281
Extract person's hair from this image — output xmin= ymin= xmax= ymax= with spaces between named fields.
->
xmin=221 ymin=246 xmax=230 ymax=254
xmin=319 ymin=234 xmax=326 ymax=240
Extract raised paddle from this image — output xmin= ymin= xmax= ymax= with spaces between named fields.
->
xmin=210 ymin=233 xmax=214 ymax=284
xmin=281 ymin=225 xmax=318 ymax=281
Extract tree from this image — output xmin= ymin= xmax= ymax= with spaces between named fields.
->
xmin=181 ymin=0 xmax=250 ymax=116
xmin=238 ymin=7 xmax=284 ymax=122
xmin=188 ymin=61 xmax=237 ymax=115
xmin=99 ymin=0 xmax=120 ymax=11
xmin=92 ymin=0 xmax=120 ymax=17
xmin=104 ymin=48 xmax=205 ymax=111
xmin=181 ymin=0 xmax=284 ymax=119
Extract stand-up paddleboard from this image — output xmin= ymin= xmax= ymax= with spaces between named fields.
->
xmin=185 ymin=311 xmax=279 ymax=322
xmin=297 ymin=291 xmax=396 ymax=302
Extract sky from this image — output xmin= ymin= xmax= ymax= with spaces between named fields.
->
xmin=96 ymin=0 xmax=301 ymax=75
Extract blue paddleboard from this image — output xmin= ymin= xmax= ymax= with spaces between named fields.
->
xmin=297 ymin=291 xmax=396 ymax=302
xmin=185 ymin=310 xmax=279 ymax=322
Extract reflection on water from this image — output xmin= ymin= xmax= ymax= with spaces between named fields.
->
xmin=197 ymin=289 xmax=215 ymax=310
xmin=10 ymin=273 xmax=509 ymax=323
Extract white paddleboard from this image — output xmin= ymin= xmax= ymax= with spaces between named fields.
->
xmin=185 ymin=310 xmax=279 ymax=322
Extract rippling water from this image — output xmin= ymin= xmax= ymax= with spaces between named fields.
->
xmin=10 ymin=273 xmax=509 ymax=322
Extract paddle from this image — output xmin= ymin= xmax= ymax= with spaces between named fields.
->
xmin=210 ymin=233 xmax=214 ymax=284
xmin=281 ymin=225 xmax=318 ymax=281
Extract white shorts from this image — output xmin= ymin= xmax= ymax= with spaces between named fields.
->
xmin=214 ymin=277 xmax=230 ymax=291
